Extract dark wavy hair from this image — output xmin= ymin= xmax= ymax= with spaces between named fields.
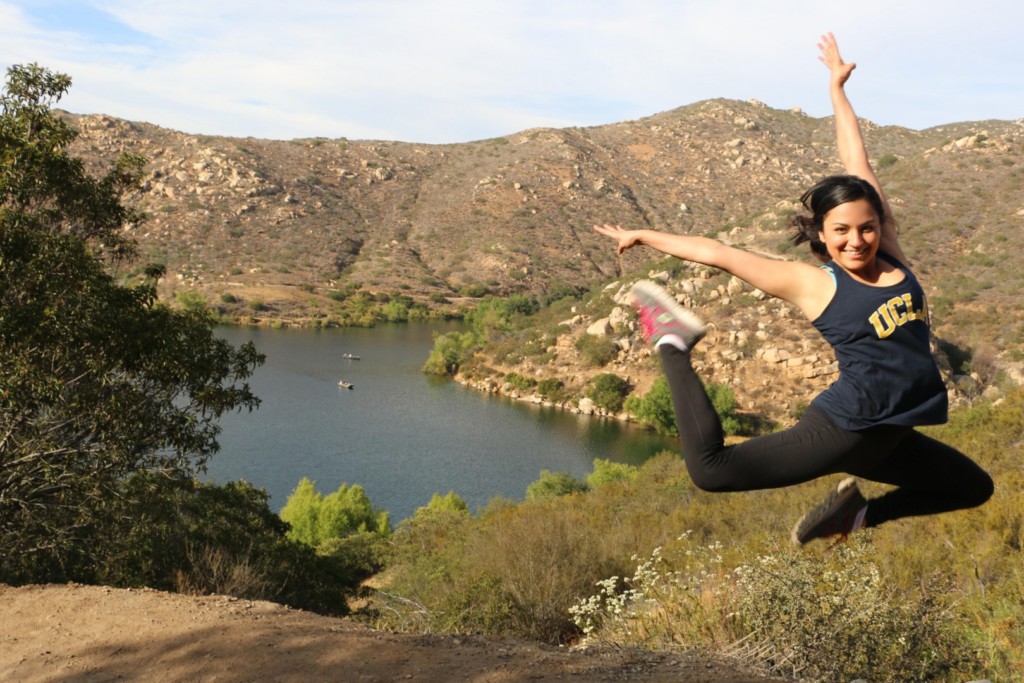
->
xmin=790 ymin=175 xmax=887 ymax=262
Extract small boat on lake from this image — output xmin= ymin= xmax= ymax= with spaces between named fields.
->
xmin=338 ymin=380 xmax=354 ymax=390
xmin=341 ymin=353 xmax=361 ymax=360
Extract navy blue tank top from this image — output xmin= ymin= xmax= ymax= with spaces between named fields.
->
xmin=811 ymin=253 xmax=948 ymax=430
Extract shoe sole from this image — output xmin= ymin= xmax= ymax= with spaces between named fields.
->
xmin=791 ymin=477 xmax=860 ymax=545
xmin=630 ymin=280 xmax=707 ymax=343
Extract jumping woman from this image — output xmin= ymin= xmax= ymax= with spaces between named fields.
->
xmin=593 ymin=33 xmax=993 ymax=544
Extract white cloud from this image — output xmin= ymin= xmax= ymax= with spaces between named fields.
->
xmin=1 ymin=0 xmax=1021 ymax=142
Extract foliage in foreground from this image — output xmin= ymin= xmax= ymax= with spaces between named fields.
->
xmin=0 ymin=63 xmax=262 ymax=574
xmin=571 ymin=534 xmax=977 ymax=682
xmin=372 ymin=389 xmax=1024 ymax=681
xmin=3 ymin=472 xmax=350 ymax=615
xmin=279 ymin=477 xmax=393 ymax=584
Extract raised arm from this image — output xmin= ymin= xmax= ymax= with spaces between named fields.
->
xmin=818 ymin=33 xmax=907 ymax=264
xmin=593 ymin=224 xmax=834 ymax=320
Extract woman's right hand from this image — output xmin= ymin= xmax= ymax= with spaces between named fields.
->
xmin=593 ymin=223 xmax=643 ymax=255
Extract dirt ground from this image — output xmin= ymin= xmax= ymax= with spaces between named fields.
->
xmin=0 ymin=583 xmax=776 ymax=682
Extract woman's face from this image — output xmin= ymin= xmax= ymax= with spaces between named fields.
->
xmin=818 ymin=198 xmax=881 ymax=273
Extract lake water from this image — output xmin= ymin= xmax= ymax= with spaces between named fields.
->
xmin=207 ymin=323 xmax=678 ymax=522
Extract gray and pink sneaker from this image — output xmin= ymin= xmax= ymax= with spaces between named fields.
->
xmin=630 ymin=280 xmax=706 ymax=350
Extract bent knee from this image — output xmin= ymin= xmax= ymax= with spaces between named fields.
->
xmin=685 ymin=465 xmax=736 ymax=493
xmin=970 ymin=471 xmax=995 ymax=508
xmin=953 ymin=468 xmax=995 ymax=510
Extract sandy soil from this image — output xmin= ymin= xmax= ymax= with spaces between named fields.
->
xmin=0 ymin=584 xmax=775 ymax=682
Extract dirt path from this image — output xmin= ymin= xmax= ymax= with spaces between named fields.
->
xmin=0 ymin=584 xmax=774 ymax=682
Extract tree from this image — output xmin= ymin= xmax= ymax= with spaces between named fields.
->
xmin=706 ymin=382 xmax=742 ymax=436
xmin=466 ymin=294 xmax=539 ymax=340
xmin=277 ymin=478 xmax=321 ymax=546
xmin=0 ymin=64 xmax=263 ymax=575
xmin=525 ymin=470 xmax=587 ymax=501
xmin=279 ymin=477 xmax=391 ymax=548
xmin=423 ymin=491 xmax=470 ymax=515
xmin=585 ymin=373 xmax=631 ymax=413
xmin=624 ymin=377 xmax=678 ymax=435
xmin=279 ymin=478 xmax=392 ymax=585
xmin=586 ymin=458 xmax=638 ymax=488
xmin=422 ymin=330 xmax=477 ymax=376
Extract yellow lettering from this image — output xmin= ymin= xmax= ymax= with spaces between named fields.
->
xmin=887 ymin=296 xmax=908 ymax=326
xmin=869 ymin=306 xmax=896 ymax=338
xmin=869 ymin=292 xmax=929 ymax=338
xmin=903 ymin=293 xmax=929 ymax=322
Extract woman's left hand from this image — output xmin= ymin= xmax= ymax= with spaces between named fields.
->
xmin=818 ymin=32 xmax=855 ymax=89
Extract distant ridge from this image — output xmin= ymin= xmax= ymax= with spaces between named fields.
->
xmin=63 ymin=101 xmax=1024 ymax=418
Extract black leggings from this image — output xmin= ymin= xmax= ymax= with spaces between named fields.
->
xmin=660 ymin=345 xmax=993 ymax=528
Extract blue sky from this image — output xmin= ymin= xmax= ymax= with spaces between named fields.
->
xmin=1 ymin=0 xmax=1021 ymax=143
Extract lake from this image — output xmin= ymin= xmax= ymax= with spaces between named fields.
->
xmin=207 ymin=323 xmax=679 ymax=522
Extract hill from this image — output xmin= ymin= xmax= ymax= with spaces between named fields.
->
xmin=0 ymin=583 xmax=772 ymax=682
xmin=64 ymin=102 xmax=1024 ymax=422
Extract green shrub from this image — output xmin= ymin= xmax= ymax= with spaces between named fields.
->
xmin=503 ymin=372 xmax=537 ymax=391
xmin=734 ymin=540 xmax=977 ymax=680
xmin=376 ymin=499 xmax=482 ymax=632
xmin=175 ymin=290 xmax=208 ymax=311
xmin=573 ymin=533 xmax=980 ymax=682
xmin=586 ymin=373 xmax=630 ymax=413
xmin=586 ymin=459 xmax=638 ymax=488
xmin=475 ymin=502 xmax=621 ymax=641
xmin=466 ymin=295 xmax=539 ymax=339
xmin=374 ymin=454 xmax=681 ymax=641
xmin=624 ymin=377 xmax=678 ymax=435
xmin=706 ymin=382 xmax=742 ymax=436
xmin=877 ymin=153 xmax=899 ymax=169
xmin=525 ymin=470 xmax=587 ymax=501
xmin=382 ymin=299 xmax=409 ymax=322
xmin=537 ymin=378 xmax=569 ymax=403
xmin=422 ymin=331 xmax=479 ymax=376
xmin=220 ymin=292 xmax=239 ymax=304
xmin=625 ymin=378 xmax=746 ymax=436
xmin=574 ymin=334 xmax=618 ymax=367
xmin=422 ymin=491 xmax=470 ymax=515
xmin=279 ymin=477 xmax=391 ymax=548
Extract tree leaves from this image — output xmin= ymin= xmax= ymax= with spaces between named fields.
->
xmin=0 ymin=63 xmax=264 ymax=575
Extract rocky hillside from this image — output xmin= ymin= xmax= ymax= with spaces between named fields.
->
xmin=65 ymin=102 xmax=1024 ymax=420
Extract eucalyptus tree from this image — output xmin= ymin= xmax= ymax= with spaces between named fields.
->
xmin=0 ymin=64 xmax=263 ymax=578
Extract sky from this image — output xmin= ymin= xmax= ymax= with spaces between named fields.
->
xmin=1 ymin=0 xmax=1021 ymax=144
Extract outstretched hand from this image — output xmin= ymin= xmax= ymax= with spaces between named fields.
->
xmin=818 ymin=32 xmax=855 ymax=88
xmin=593 ymin=223 xmax=641 ymax=255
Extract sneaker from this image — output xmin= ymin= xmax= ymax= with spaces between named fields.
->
xmin=791 ymin=477 xmax=868 ymax=545
xmin=630 ymin=280 xmax=706 ymax=350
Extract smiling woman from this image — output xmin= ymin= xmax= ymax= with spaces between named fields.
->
xmin=592 ymin=33 xmax=993 ymax=547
